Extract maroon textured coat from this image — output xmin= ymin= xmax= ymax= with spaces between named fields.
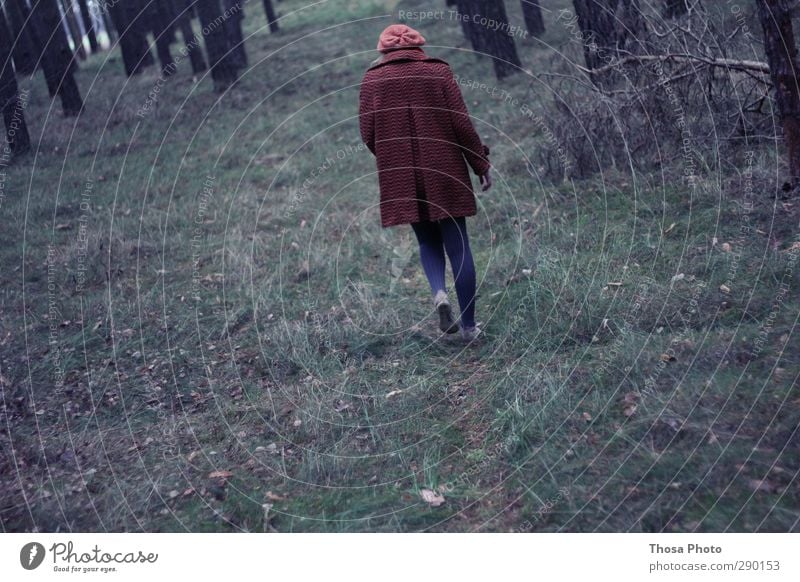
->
xmin=359 ymin=48 xmax=491 ymax=227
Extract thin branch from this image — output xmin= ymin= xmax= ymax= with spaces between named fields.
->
xmin=577 ymin=53 xmax=770 ymax=76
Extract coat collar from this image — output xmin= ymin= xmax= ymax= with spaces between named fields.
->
xmin=368 ymin=48 xmax=446 ymax=70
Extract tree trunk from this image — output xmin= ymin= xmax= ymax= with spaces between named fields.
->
xmin=263 ymin=0 xmax=279 ymax=33
xmin=4 ymin=0 xmax=40 ymax=75
xmin=223 ymin=0 xmax=247 ymax=68
xmin=108 ymin=0 xmax=154 ymax=75
xmin=521 ymin=1 xmax=545 ymax=37
xmin=132 ymin=0 xmax=156 ymax=67
xmin=572 ymin=0 xmax=648 ymax=71
xmin=76 ymin=0 xmax=99 ymax=53
xmin=61 ymin=0 xmax=87 ymax=60
xmin=173 ymin=0 xmax=207 ymax=74
xmin=454 ymin=1 xmax=486 ymax=53
xmin=29 ymin=0 xmax=83 ymax=114
xmin=457 ymin=0 xmax=522 ymax=79
xmin=101 ymin=6 xmax=116 ymax=45
xmin=0 ymin=8 xmax=32 ymax=156
xmin=149 ymin=1 xmax=176 ymax=75
xmin=663 ymin=0 xmax=688 ymax=18
xmin=195 ymin=0 xmax=240 ymax=91
xmin=755 ymin=0 xmax=800 ymax=185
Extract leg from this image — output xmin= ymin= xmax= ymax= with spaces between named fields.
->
xmin=410 ymin=221 xmax=446 ymax=295
xmin=439 ymin=217 xmax=477 ymax=329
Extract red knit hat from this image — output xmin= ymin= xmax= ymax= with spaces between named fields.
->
xmin=377 ymin=24 xmax=426 ymax=53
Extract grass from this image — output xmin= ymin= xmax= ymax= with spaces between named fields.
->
xmin=0 ymin=0 xmax=798 ymax=532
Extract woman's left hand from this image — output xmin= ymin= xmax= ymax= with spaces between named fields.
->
xmin=479 ymin=170 xmax=492 ymax=192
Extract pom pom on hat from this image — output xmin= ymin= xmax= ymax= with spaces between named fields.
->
xmin=377 ymin=24 xmax=426 ymax=53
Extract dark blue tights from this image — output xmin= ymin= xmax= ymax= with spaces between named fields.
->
xmin=410 ymin=216 xmax=476 ymax=329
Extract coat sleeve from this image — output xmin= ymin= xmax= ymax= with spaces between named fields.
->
xmin=359 ymin=73 xmax=376 ymax=155
xmin=441 ymin=66 xmax=491 ymax=176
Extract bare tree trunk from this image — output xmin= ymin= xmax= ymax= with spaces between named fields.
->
xmin=263 ymin=0 xmax=279 ymax=33
xmin=470 ymin=0 xmax=522 ymax=79
xmin=30 ymin=0 xmax=84 ymax=114
xmin=101 ymin=6 xmax=116 ymax=45
xmin=455 ymin=0 xmax=487 ymax=54
xmin=755 ymin=0 xmax=800 ymax=185
xmin=521 ymin=1 xmax=545 ymax=37
xmin=77 ymin=0 xmax=99 ymax=53
xmin=195 ymin=0 xmax=240 ymax=91
xmin=108 ymin=0 xmax=154 ymax=75
xmin=60 ymin=0 xmax=87 ymax=60
xmin=663 ymin=0 xmax=688 ymax=18
xmin=173 ymin=0 xmax=207 ymax=74
xmin=148 ymin=1 xmax=176 ymax=75
xmin=4 ymin=0 xmax=40 ymax=75
xmin=0 ymin=7 xmax=31 ymax=155
xmin=572 ymin=0 xmax=648 ymax=76
xmin=223 ymin=0 xmax=247 ymax=68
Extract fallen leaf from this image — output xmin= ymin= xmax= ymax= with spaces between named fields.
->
xmin=582 ymin=412 xmax=592 ymax=422
xmin=622 ymin=392 xmax=640 ymax=417
xmin=607 ymin=281 xmax=623 ymax=287
xmin=663 ymin=222 xmax=676 ymax=234
xmin=55 ymin=223 xmax=71 ymax=230
xmin=719 ymin=284 xmax=731 ymax=294
xmin=208 ymin=470 xmax=233 ymax=480
xmin=660 ymin=353 xmax=676 ymax=362
xmin=420 ymin=488 xmax=445 ymax=507
xmin=671 ymin=273 xmax=685 ymax=283
xmin=721 ymin=242 xmax=732 ymax=252
xmin=386 ymin=389 xmax=404 ymax=399
xmin=265 ymin=491 xmax=287 ymax=502
xmin=747 ymin=478 xmax=778 ymax=493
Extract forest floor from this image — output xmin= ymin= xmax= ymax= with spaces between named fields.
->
xmin=1 ymin=0 xmax=799 ymax=532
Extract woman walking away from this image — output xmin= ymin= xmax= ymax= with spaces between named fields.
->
xmin=359 ymin=24 xmax=492 ymax=343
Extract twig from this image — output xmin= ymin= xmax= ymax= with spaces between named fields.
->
xmin=577 ymin=54 xmax=770 ymax=76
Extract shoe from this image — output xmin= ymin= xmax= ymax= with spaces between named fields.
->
xmin=434 ymin=290 xmax=459 ymax=334
xmin=460 ymin=324 xmax=481 ymax=343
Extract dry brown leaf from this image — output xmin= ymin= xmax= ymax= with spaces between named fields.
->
xmin=663 ymin=222 xmax=676 ymax=234
xmin=747 ymin=478 xmax=778 ymax=493
xmin=420 ymin=488 xmax=445 ymax=507
xmin=622 ymin=392 xmax=640 ymax=417
xmin=265 ymin=491 xmax=287 ymax=502
xmin=719 ymin=284 xmax=731 ymax=294
xmin=582 ymin=412 xmax=592 ymax=422
xmin=721 ymin=242 xmax=732 ymax=252
xmin=660 ymin=353 xmax=676 ymax=362
xmin=386 ymin=389 xmax=404 ymax=399
xmin=208 ymin=470 xmax=233 ymax=480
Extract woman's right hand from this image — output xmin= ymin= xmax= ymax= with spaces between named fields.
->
xmin=479 ymin=169 xmax=492 ymax=192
